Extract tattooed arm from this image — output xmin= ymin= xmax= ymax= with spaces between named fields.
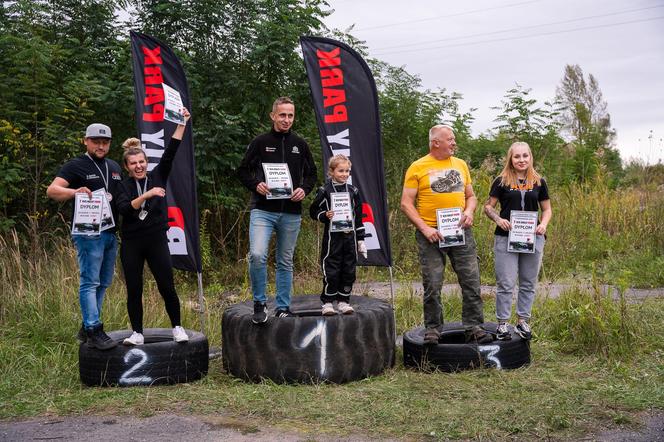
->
xmin=484 ymin=196 xmax=510 ymax=232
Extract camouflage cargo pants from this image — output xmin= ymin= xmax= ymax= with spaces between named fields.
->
xmin=415 ymin=228 xmax=484 ymax=330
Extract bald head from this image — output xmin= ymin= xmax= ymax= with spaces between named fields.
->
xmin=428 ymin=124 xmax=456 ymax=159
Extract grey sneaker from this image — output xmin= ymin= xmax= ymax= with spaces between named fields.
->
xmin=515 ymin=321 xmax=532 ymax=340
xmin=123 ymin=331 xmax=145 ymax=346
xmin=337 ymin=301 xmax=354 ymax=314
xmin=321 ymin=303 xmax=336 ymax=316
xmin=172 ymin=326 xmax=189 ymax=343
xmin=496 ymin=322 xmax=512 ymax=341
xmin=423 ymin=327 xmax=441 ymax=344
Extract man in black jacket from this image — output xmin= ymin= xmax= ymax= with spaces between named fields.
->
xmin=238 ymin=97 xmax=317 ymax=323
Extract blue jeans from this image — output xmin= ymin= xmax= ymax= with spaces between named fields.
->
xmin=248 ymin=209 xmax=302 ymax=310
xmin=72 ymin=231 xmax=117 ymax=328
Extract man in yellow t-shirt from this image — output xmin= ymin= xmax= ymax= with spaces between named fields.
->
xmin=401 ymin=124 xmax=492 ymax=345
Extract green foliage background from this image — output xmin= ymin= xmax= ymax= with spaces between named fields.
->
xmin=2 ymin=0 xmax=663 ymax=286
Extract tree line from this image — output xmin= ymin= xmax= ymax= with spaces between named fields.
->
xmin=1 ymin=0 xmax=655 ymax=258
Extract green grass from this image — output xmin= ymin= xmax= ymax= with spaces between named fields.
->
xmin=0 ymin=237 xmax=662 ymax=440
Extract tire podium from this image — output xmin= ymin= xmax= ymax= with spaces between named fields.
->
xmin=79 ymin=328 xmax=209 ymax=387
xmin=403 ymin=322 xmax=531 ymax=371
xmin=222 ymin=295 xmax=396 ymax=383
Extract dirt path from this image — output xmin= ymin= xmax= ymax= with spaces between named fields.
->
xmin=354 ymin=281 xmax=664 ymax=301
xmin=1 ymin=412 xmax=661 ymax=441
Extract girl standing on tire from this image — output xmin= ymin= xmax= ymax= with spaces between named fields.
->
xmin=309 ymin=154 xmax=367 ymax=315
xmin=483 ymin=142 xmax=552 ymax=340
xmin=115 ymin=108 xmax=191 ymax=345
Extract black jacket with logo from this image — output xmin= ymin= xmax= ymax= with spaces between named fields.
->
xmin=237 ymin=128 xmax=317 ymax=214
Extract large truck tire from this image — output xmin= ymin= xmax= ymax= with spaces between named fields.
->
xmin=79 ymin=328 xmax=209 ymax=387
xmin=403 ymin=322 xmax=530 ymax=372
xmin=222 ymin=295 xmax=395 ymax=384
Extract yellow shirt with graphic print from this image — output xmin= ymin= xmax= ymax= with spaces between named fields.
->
xmin=403 ymin=154 xmax=472 ymax=227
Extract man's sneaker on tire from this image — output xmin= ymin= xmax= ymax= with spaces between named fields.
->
xmin=252 ymin=301 xmax=268 ymax=324
xmin=465 ymin=325 xmax=494 ymax=344
xmin=321 ymin=303 xmax=336 ymax=316
xmin=123 ymin=331 xmax=145 ymax=346
xmin=337 ymin=301 xmax=354 ymax=315
xmin=423 ymin=327 xmax=441 ymax=344
xmin=515 ymin=321 xmax=532 ymax=340
xmin=274 ymin=308 xmax=294 ymax=318
xmin=496 ymin=322 xmax=512 ymax=341
xmin=86 ymin=324 xmax=117 ymax=350
xmin=77 ymin=325 xmax=87 ymax=344
xmin=173 ymin=326 xmax=189 ymax=342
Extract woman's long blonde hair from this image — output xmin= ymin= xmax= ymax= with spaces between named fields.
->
xmin=498 ymin=141 xmax=542 ymax=189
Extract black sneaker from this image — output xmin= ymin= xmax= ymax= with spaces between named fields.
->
xmin=274 ymin=308 xmax=294 ymax=318
xmin=515 ymin=321 xmax=532 ymax=340
xmin=465 ymin=326 xmax=494 ymax=344
xmin=86 ymin=324 xmax=117 ymax=350
xmin=252 ymin=301 xmax=268 ymax=324
xmin=496 ymin=322 xmax=512 ymax=341
xmin=77 ymin=324 xmax=87 ymax=344
xmin=423 ymin=327 xmax=441 ymax=345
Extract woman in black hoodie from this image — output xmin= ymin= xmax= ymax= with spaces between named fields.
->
xmin=115 ymin=108 xmax=190 ymax=345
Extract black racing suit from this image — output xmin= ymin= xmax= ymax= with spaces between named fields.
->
xmin=309 ymin=181 xmax=365 ymax=304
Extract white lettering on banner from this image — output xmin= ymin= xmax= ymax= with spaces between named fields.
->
xmin=119 ymin=348 xmax=153 ymax=386
xmin=167 ymin=226 xmax=187 ymax=255
xmin=478 ymin=345 xmax=502 ymax=369
xmin=140 ymin=129 xmax=165 ymax=171
xmin=297 ymin=319 xmax=328 ymax=376
xmin=363 ymin=221 xmax=380 ymax=251
xmin=326 ymin=129 xmax=349 ymax=146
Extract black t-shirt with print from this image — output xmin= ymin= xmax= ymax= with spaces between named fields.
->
xmin=56 ymin=154 xmax=122 ymax=233
xmin=489 ymin=176 xmax=550 ymax=237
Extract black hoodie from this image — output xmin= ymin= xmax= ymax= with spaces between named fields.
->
xmin=237 ymin=128 xmax=317 ymax=214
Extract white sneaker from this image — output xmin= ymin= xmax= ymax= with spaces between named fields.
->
xmin=173 ymin=326 xmax=189 ymax=342
xmin=123 ymin=331 xmax=144 ymax=346
xmin=337 ymin=301 xmax=354 ymax=314
xmin=321 ymin=303 xmax=336 ymax=316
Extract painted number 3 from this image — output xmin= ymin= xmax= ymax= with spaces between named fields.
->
xmin=478 ymin=345 xmax=502 ymax=369
xmin=119 ymin=348 xmax=153 ymax=386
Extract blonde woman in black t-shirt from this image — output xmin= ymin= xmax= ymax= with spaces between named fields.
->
xmin=484 ymin=142 xmax=552 ymax=340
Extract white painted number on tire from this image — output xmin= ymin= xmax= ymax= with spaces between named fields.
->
xmin=297 ymin=319 xmax=327 ymax=376
xmin=478 ymin=345 xmax=502 ymax=369
xmin=119 ymin=348 xmax=153 ymax=386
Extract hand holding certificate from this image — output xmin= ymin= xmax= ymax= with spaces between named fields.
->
xmin=330 ymin=192 xmax=353 ymax=232
xmin=72 ymin=192 xmax=104 ymax=235
xmin=262 ymin=163 xmax=293 ymax=199
xmin=508 ymin=210 xmax=537 ymax=253
xmin=436 ymin=207 xmax=465 ymax=247
xmin=162 ymin=83 xmax=185 ymax=125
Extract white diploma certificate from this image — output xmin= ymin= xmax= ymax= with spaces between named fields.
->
xmin=93 ymin=189 xmax=115 ymax=232
xmin=72 ymin=193 xmax=103 ymax=235
xmin=262 ymin=163 xmax=293 ymax=199
xmin=436 ymin=207 xmax=465 ymax=248
xmin=330 ymin=192 xmax=354 ymax=233
xmin=508 ymin=210 xmax=538 ymax=253
xmin=162 ymin=83 xmax=185 ymax=125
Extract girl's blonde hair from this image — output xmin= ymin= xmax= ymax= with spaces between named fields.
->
xmin=327 ymin=154 xmax=351 ymax=177
xmin=498 ymin=141 xmax=542 ymax=189
xmin=121 ymin=137 xmax=146 ymax=165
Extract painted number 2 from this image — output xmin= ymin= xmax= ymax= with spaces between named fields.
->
xmin=119 ymin=348 xmax=153 ymax=386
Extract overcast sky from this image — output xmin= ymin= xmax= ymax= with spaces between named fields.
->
xmin=321 ymin=0 xmax=664 ymax=164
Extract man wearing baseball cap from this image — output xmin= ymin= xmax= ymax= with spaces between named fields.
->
xmin=47 ymin=123 xmax=122 ymax=350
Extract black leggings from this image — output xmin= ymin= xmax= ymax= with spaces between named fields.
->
xmin=120 ymin=231 xmax=181 ymax=333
